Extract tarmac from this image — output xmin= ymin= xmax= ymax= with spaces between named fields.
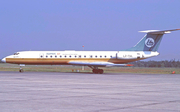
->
xmin=0 ymin=71 xmax=180 ymax=112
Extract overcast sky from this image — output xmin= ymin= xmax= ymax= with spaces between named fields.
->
xmin=0 ymin=0 xmax=180 ymax=61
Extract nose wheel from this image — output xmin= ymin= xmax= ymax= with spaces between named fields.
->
xmin=19 ymin=69 xmax=24 ymax=73
xmin=19 ymin=65 xmax=25 ymax=73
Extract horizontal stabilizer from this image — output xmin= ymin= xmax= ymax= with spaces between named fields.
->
xmin=139 ymin=29 xmax=180 ymax=34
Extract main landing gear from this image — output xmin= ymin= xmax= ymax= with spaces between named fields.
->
xmin=89 ymin=66 xmax=104 ymax=74
xmin=92 ymin=69 xmax=103 ymax=74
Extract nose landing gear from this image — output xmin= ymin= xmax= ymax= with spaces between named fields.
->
xmin=19 ymin=67 xmax=24 ymax=72
xmin=19 ymin=64 xmax=25 ymax=73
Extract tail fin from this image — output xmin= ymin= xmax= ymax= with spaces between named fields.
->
xmin=124 ymin=29 xmax=180 ymax=51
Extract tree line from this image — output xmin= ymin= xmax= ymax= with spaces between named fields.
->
xmin=130 ymin=60 xmax=180 ymax=68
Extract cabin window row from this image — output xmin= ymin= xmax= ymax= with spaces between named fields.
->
xmin=43 ymin=55 xmax=113 ymax=58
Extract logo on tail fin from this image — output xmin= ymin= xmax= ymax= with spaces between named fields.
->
xmin=145 ymin=38 xmax=155 ymax=47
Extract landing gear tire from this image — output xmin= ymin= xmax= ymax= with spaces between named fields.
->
xmin=19 ymin=69 xmax=24 ymax=73
xmin=92 ymin=69 xmax=103 ymax=74
xmin=92 ymin=69 xmax=98 ymax=74
xmin=99 ymin=69 xmax=103 ymax=74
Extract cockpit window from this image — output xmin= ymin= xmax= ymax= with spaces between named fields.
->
xmin=14 ymin=53 xmax=19 ymax=55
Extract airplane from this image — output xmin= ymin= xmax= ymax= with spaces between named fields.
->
xmin=1 ymin=29 xmax=180 ymax=74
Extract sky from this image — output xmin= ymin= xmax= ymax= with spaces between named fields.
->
xmin=0 ymin=0 xmax=180 ymax=61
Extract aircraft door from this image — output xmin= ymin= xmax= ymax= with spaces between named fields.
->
xmin=137 ymin=53 xmax=141 ymax=59
xmin=116 ymin=53 xmax=118 ymax=59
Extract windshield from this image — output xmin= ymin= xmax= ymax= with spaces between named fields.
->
xmin=14 ymin=52 xmax=19 ymax=55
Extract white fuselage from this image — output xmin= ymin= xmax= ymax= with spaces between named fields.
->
xmin=2 ymin=51 xmax=159 ymax=65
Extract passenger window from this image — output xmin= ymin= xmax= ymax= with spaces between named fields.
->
xmin=84 ymin=55 xmax=86 ymax=58
xmin=46 ymin=56 xmax=48 ymax=58
xmin=95 ymin=56 xmax=97 ymax=58
xmin=69 ymin=55 xmax=71 ymax=58
xmin=60 ymin=55 xmax=62 ymax=58
xmin=65 ymin=55 xmax=66 ymax=58
xmin=110 ymin=56 xmax=112 ymax=58
xmin=79 ymin=55 xmax=81 ymax=58
xmin=100 ymin=56 xmax=102 ymax=58
xmin=75 ymin=55 xmax=77 ymax=58
xmin=104 ymin=56 xmax=106 ymax=58
xmin=90 ymin=55 xmax=93 ymax=58
xmin=55 ymin=56 xmax=57 ymax=58
xmin=50 ymin=56 xmax=52 ymax=58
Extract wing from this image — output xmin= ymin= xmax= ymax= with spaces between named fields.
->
xmin=68 ymin=61 xmax=133 ymax=67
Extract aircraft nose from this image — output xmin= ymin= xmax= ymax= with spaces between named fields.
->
xmin=1 ymin=58 xmax=6 ymax=63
